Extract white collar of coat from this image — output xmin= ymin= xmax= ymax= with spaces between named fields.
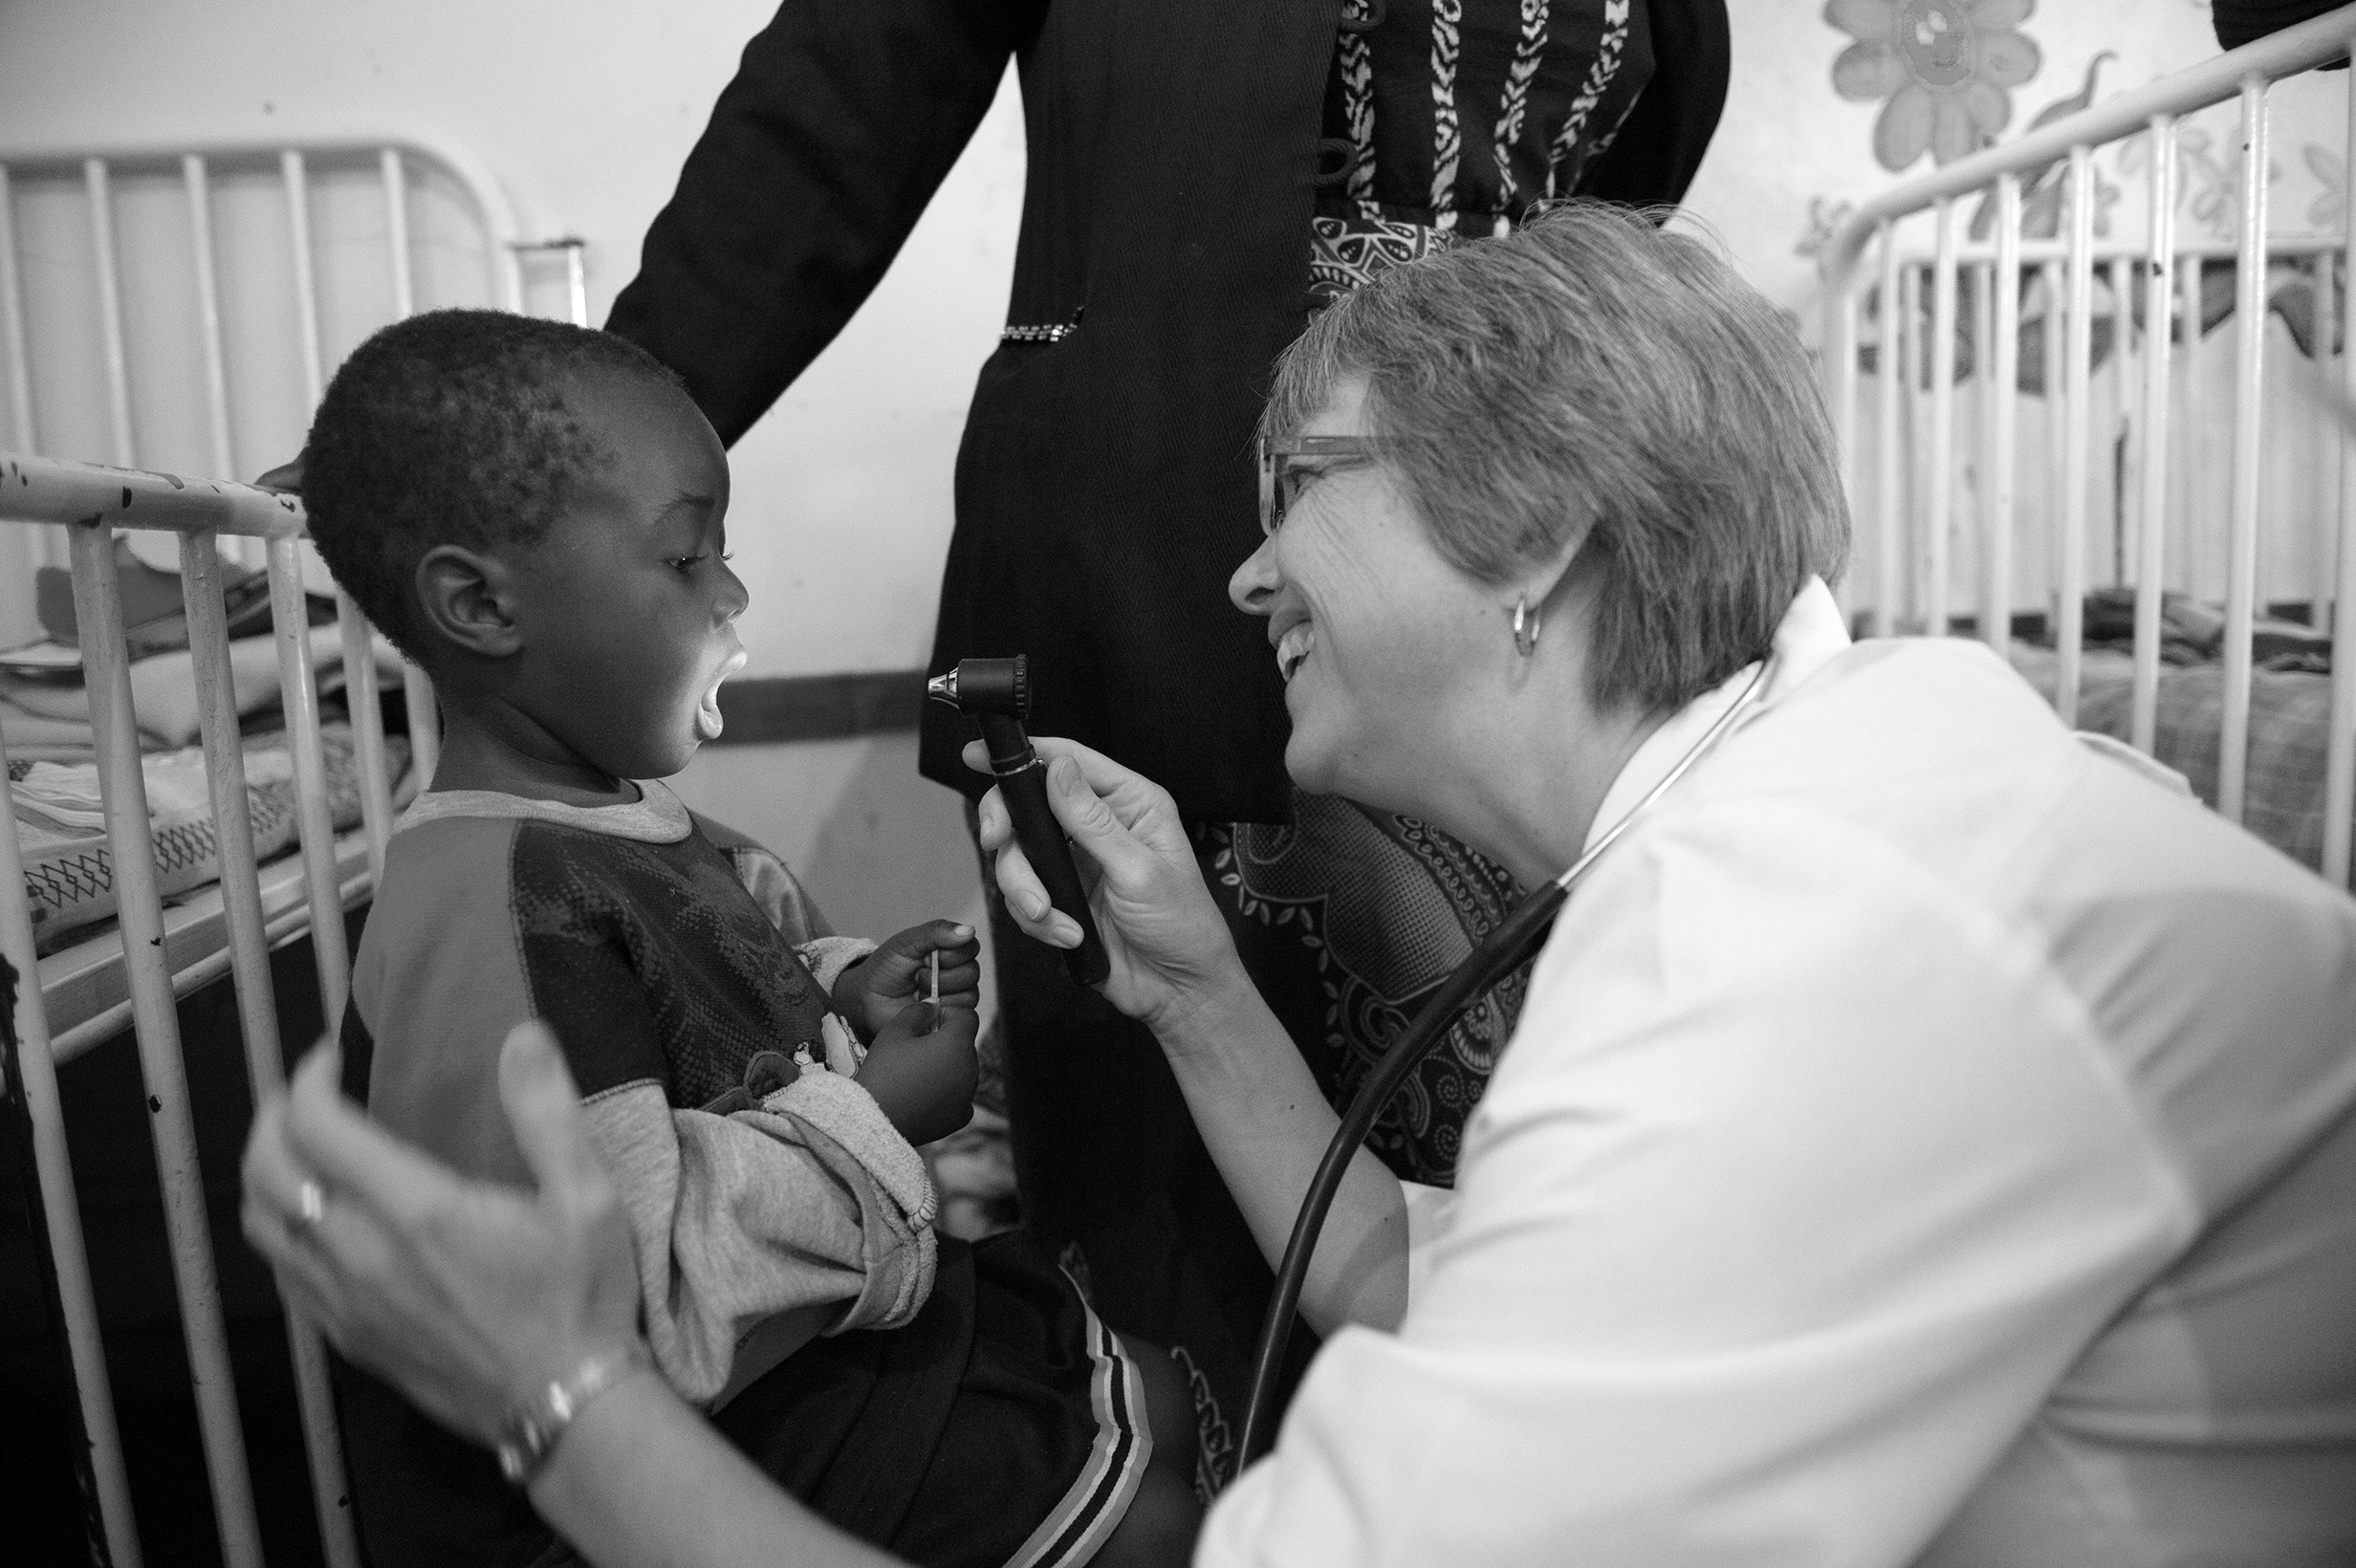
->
xmin=1581 ymin=576 xmax=1850 ymax=856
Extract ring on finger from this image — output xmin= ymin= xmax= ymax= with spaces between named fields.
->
xmin=296 ymin=1179 xmax=326 ymax=1230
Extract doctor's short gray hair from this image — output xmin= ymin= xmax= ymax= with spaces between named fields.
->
xmin=1261 ymin=201 xmax=1851 ymax=717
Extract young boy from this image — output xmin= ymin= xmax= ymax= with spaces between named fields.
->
xmin=302 ymin=311 xmax=1199 ymax=1568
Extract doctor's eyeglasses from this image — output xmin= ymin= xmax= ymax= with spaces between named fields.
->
xmin=1257 ymin=435 xmax=1377 ymax=537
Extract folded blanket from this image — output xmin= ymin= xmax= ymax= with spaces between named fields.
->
xmin=14 ymin=723 xmax=410 ymax=953
xmin=0 ymin=623 xmax=404 ymax=752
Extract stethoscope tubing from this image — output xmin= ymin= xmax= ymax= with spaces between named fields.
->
xmin=1233 ymin=654 xmax=1780 ymax=1468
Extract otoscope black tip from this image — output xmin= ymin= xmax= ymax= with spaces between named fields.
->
xmin=932 ymin=656 xmax=1030 ymax=719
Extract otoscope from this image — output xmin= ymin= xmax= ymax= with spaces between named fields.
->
xmin=927 ymin=656 xmax=1112 ymax=988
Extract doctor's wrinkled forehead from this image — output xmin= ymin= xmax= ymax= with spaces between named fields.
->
xmin=299 ymin=308 xmax=688 ymax=663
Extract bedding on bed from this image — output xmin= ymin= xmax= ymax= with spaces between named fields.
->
xmin=0 ymin=622 xmax=403 ymax=762
xmin=11 ymin=722 xmax=410 ymax=954
xmin=2007 ymin=642 xmax=2341 ymax=872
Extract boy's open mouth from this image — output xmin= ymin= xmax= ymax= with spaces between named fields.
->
xmin=697 ymin=651 xmax=749 ymax=742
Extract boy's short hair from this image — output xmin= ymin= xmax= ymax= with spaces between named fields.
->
xmin=302 ymin=308 xmax=685 ymax=662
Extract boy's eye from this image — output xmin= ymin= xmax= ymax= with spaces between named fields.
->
xmin=669 ymin=554 xmax=707 ymax=573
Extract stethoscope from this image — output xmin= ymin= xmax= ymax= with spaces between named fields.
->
xmin=1233 ymin=652 xmax=1782 ymax=1466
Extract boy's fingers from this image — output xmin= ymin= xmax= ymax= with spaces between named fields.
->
xmin=884 ymin=998 xmax=943 ymax=1038
xmin=496 ymin=1022 xmax=606 ymax=1201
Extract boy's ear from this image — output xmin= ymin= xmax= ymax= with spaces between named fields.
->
xmin=415 ymin=545 xmax=523 ymax=659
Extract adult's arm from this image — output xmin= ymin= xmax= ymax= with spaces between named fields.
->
xmin=242 ymin=1027 xmax=903 ymax=1568
xmin=604 ymin=0 xmax=1046 ymax=445
xmin=972 ymin=738 xmax=1412 ymax=1336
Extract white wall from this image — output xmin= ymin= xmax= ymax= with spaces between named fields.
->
xmin=0 ymin=0 xmax=1022 ymax=952
xmin=3 ymin=0 xmax=2345 ymax=936
xmin=0 ymin=0 xmax=1025 ymax=680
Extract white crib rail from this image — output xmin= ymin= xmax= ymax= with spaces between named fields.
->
xmin=3 ymin=459 xmax=362 ymax=1568
xmin=1819 ymin=5 xmax=2356 ymax=889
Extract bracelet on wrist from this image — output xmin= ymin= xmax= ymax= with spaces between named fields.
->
xmin=496 ymin=1339 xmax=652 ymax=1486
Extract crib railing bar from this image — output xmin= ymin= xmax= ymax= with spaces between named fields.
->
xmin=85 ymin=159 xmax=137 ymax=470
xmin=0 ymin=165 xmax=62 ymax=574
xmin=1969 ymin=257 xmax=1990 ymax=639
xmin=283 ymin=150 xmax=326 ymax=410
xmin=1927 ymin=200 xmax=1959 ymax=638
xmin=185 ymin=158 xmax=237 ymax=483
xmin=0 ymin=450 xmax=306 ymax=537
xmin=1888 ymin=233 xmax=2356 ymax=268
xmin=2057 ymin=146 xmax=2096 ymax=727
xmin=378 ymin=147 xmax=444 ymax=787
xmin=2176 ymin=256 xmax=2205 ymax=597
xmin=2221 ymin=77 xmax=2272 ymax=825
xmin=185 ymin=534 xmax=365 ymax=1568
xmin=271 ymin=537 xmax=355 ymax=1027
xmin=2312 ymin=246 xmax=2341 ymax=619
xmin=282 ymin=147 xmax=397 ymax=873
xmin=0 ymin=165 xmax=35 ymax=458
xmin=182 ymin=154 xmax=258 ymax=576
xmin=1818 ymin=4 xmax=2356 ymax=285
xmin=381 ymin=147 xmax=416 ymax=318
xmin=2132 ymin=116 xmax=2179 ymax=756
xmin=1986 ymin=177 xmax=2021 ymax=656
xmin=1824 ymin=249 xmax=1860 ymax=626
xmin=2324 ymin=78 xmax=2356 ymax=891
xmin=1901 ymin=261 xmax=1925 ymax=627
xmin=1874 ymin=222 xmax=1901 ymax=636
xmin=0 ymin=739 xmax=144 ymax=1566
xmin=338 ymin=599 xmax=394 ymax=881
xmin=183 ymin=531 xmax=283 ymax=1193
xmin=2108 ymin=256 xmax=2135 ymax=586
xmin=68 ymin=522 xmax=268 ymax=1568
xmin=2043 ymin=256 xmax=2067 ymax=610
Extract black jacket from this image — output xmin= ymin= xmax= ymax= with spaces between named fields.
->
xmin=608 ymin=0 xmax=1730 ymax=821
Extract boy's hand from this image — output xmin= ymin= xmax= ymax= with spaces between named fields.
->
xmin=832 ymin=921 xmax=980 ymax=1041
xmin=852 ymin=998 xmax=978 ymax=1148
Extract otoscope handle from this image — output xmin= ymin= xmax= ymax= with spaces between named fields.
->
xmin=978 ymin=712 xmax=1112 ymax=988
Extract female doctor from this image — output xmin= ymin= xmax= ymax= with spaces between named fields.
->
xmin=244 ymin=204 xmax=2356 ymax=1566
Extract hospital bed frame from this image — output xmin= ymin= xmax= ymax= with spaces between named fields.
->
xmin=0 ymin=137 xmax=554 ymax=1568
xmin=1817 ymin=4 xmax=2356 ymax=891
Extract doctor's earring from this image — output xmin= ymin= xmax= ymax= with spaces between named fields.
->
xmin=1512 ymin=597 xmax=1541 ymax=659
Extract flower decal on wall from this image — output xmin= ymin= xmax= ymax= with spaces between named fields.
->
xmin=1828 ymin=0 xmax=2043 ymax=172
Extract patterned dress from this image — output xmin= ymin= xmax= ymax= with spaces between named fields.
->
xmin=1206 ymin=0 xmax=1654 ymax=1190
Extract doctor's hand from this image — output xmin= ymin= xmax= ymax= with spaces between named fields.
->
xmin=967 ymin=736 xmax=1249 ymax=1037
xmin=240 ymin=1025 xmax=644 ymax=1450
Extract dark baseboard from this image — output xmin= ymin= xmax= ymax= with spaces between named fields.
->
xmin=709 ymin=669 xmax=927 ymax=746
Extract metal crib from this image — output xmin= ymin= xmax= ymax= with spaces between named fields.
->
xmin=0 ymin=136 xmax=572 ymax=1568
xmin=1816 ymin=4 xmax=2356 ymax=890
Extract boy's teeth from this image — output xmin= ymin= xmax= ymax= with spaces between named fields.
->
xmin=1276 ymin=622 xmax=1315 ymax=683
